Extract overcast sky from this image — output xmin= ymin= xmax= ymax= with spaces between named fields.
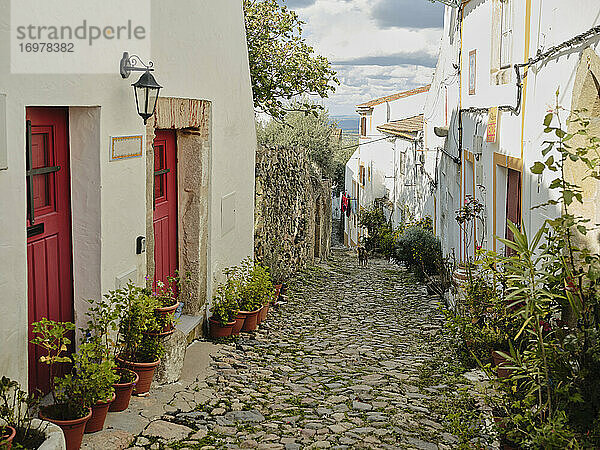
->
xmin=279 ymin=0 xmax=444 ymax=116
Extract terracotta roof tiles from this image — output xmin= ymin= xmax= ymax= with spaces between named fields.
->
xmin=356 ymin=85 xmax=431 ymax=109
xmin=376 ymin=114 xmax=424 ymax=138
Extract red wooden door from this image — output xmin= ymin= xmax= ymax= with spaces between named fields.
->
xmin=26 ymin=107 xmax=74 ymax=394
xmin=505 ymin=168 xmax=522 ymax=256
xmin=153 ymin=130 xmax=178 ymax=286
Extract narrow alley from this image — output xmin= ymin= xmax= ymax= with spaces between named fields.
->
xmin=124 ymin=250 xmax=493 ymax=450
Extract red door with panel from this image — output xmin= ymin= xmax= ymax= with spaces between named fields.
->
xmin=505 ymin=168 xmax=522 ymax=256
xmin=153 ymin=130 xmax=178 ymax=286
xmin=26 ymin=107 xmax=74 ymax=394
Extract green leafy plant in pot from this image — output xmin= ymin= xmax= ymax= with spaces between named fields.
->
xmin=151 ymin=271 xmax=189 ymax=334
xmin=30 ymin=318 xmax=91 ymax=450
xmin=255 ymin=264 xmax=275 ymax=324
xmin=72 ymin=343 xmax=118 ymax=434
xmin=0 ymin=376 xmax=47 ymax=449
xmin=111 ymin=283 xmax=164 ymax=395
xmin=209 ymin=278 xmax=239 ymax=339
xmin=237 ymin=259 xmax=274 ymax=331
xmin=0 ymin=424 xmax=16 ymax=450
xmin=82 ymin=294 xmax=137 ymax=414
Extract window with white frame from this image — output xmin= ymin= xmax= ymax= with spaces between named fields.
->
xmin=500 ymin=0 xmax=513 ymax=69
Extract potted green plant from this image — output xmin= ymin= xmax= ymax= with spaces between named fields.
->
xmin=112 ymin=283 xmax=164 ymax=395
xmin=152 ymin=277 xmax=180 ymax=334
xmin=0 ymin=377 xmax=48 ymax=449
xmin=82 ymin=294 xmax=138 ymax=413
xmin=109 ymin=369 xmax=138 ymax=412
xmin=31 ymin=318 xmax=92 ymax=450
xmin=209 ymin=279 xmax=239 ymax=339
xmin=237 ymin=260 xmax=272 ymax=332
xmin=256 ymin=265 xmax=275 ymax=324
xmin=72 ymin=344 xmax=119 ymax=434
xmin=0 ymin=425 xmax=16 ymax=450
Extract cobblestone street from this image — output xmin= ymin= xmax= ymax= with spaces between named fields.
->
xmin=126 ymin=249 xmax=491 ymax=449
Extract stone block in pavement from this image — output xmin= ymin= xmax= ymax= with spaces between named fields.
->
xmin=81 ymin=430 xmax=134 ymax=449
xmin=143 ymin=420 xmax=194 ymax=441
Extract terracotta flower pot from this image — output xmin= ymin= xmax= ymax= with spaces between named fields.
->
xmin=209 ymin=317 xmax=235 ymax=339
xmin=231 ymin=312 xmax=246 ymax=336
xmin=240 ymin=308 xmax=261 ymax=332
xmin=155 ymin=301 xmax=180 ymax=333
xmin=39 ymin=407 xmax=92 ymax=450
xmin=492 ymin=350 xmax=513 ymax=378
xmin=109 ymin=369 xmax=139 ymax=412
xmin=0 ymin=425 xmax=16 ymax=450
xmin=85 ymin=392 xmax=116 ymax=433
xmin=259 ymin=304 xmax=269 ymax=322
xmin=117 ymin=357 xmax=161 ymax=395
xmin=143 ymin=329 xmax=175 ymax=338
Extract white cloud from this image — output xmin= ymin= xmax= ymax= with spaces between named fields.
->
xmin=287 ymin=0 xmax=443 ymax=115
xmin=322 ymin=64 xmax=435 ymax=115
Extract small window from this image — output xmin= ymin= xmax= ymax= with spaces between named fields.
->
xmin=500 ymin=0 xmax=513 ymax=69
xmin=360 ymin=116 xmax=367 ymax=136
xmin=359 ymin=165 xmax=366 ymax=186
xmin=368 ymin=166 xmax=371 ymax=181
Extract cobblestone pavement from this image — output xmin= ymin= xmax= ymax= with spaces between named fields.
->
xmin=128 ymin=249 xmax=493 ymax=449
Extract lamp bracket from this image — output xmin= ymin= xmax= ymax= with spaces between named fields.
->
xmin=120 ymin=52 xmax=155 ymax=79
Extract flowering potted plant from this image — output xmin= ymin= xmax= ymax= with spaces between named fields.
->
xmin=30 ymin=318 xmax=91 ymax=450
xmin=152 ymin=277 xmax=180 ymax=334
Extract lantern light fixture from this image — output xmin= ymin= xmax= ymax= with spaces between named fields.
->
xmin=120 ymin=52 xmax=162 ymax=124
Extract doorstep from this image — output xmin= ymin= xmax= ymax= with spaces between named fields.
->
xmin=176 ymin=314 xmax=204 ymax=344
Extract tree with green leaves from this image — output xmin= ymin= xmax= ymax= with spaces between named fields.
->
xmin=257 ymin=104 xmax=354 ymax=193
xmin=244 ymin=0 xmax=339 ymax=120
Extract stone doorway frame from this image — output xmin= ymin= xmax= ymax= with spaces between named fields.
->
xmin=145 ymin=97 xmax=211 ymax=316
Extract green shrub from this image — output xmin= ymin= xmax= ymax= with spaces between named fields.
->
xmin=211 ymin=279 xmax=239 ymax=325
xmin=358 ymin=206 xmax=388 ymax=252
xmin=237 ymin=259 xmax=274 ymax=312
xmin=394 ymin=226 xmax=442 ymax=280
xmin=107 ymin=283 xmax=164 ymax=363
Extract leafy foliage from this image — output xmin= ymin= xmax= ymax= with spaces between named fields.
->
xmin=455 ymin=194 xmax=485 ymax=258
xmin=445 ymin=96 xmax=600 ymax=448
xmin=256 ymin=104 xmax=351 ymax=183
xmin=211 ymin=278 xmax=239 ymax=326
xmin=244 ymin=0 xmax=338 ymax=120
xmin=67 ymin=343 xmax=118 ymax=406
xmin=0 ymin=377 xmax=46 ymax=449
xmin=394 ymin=226 xmax=442 ymax=281
xmin=105 ymin=283 xmax=164 ymax=363
xmin=358 ymin=206 xmax=389 ymax=253
xmin=237 ymin=259 xmax=275 ymax=312
xmin=30 ymin=319 xmax=90 ymax=419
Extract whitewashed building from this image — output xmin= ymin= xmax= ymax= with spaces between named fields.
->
xmin=423 ymin=0 xmax=600 ymax=264
xmin=344 ymin=86 xmax=430 ymax=247
xmin=0 ymin=0 xmax=257 ymax=391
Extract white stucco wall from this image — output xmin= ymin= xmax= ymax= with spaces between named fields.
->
xmin=345 ymin=90 xmax=430 ymax=246
xmin=428 ymin=1 xmax=600 ymax=262
xmin=0 ymin=0 xmax=256 ymax=387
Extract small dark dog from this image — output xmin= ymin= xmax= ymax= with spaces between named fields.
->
xmin=357 ymin=245 xmax=368 ymax=267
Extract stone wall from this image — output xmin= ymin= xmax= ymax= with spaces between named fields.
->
xmin=255 ymin=146 xmax=332 ymax=282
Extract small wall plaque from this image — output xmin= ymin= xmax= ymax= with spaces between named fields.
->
xmin=110 ymin=135 xmax=143 ymax=161
xmin=0 ymin=94 xmax=6 ymax=170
